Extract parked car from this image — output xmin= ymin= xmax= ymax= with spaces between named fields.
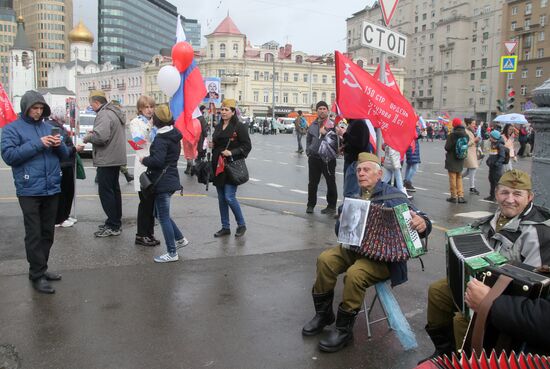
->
xmin=277 ymin=118 xmax=295 ymax=134
xmin=75 ymin=110 xmax=96 ymax=157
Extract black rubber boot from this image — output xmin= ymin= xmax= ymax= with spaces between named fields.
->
xmin=318 ymin=304 xmax=357 ymax=352
xmin=184 ymin=160 xmax=192 ymax=175
xmin=302 ymin=290 xmax=335 ymax=336
xmin=417 ymin=325 xmax=456 ymax=364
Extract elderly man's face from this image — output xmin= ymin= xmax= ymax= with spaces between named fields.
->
xmin=495 ymin=185 xmax=534 ymax=218
xmin=356 ymin=161 xmax=383 ymax=190
xmin=27 ymin=103 xmax=44 ymax=121
xmin=89 ymin=99 xmax=101 ymax=112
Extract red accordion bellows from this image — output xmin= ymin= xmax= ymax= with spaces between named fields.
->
xmin=415 ymin=350 xmax=549 ymax=369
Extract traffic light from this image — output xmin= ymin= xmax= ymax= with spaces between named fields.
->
xmin=497 ymin=99 xmax=506 ymax=113
xmin=506 ymin=88 xmax=515 ymax=111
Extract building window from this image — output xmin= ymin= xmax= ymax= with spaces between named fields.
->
xmin=526 ymin=2 xmax=532 ymax=14
xmin=471 ymin=60 xmax=476 ymax=68
xmin=264 ymin=91 xmax=269 ymax=103
xmin=480 ymin=71 xmax=487 ymax=79
xmin=511 ymin=21 xmax=517 ymax=31
xmin=283 ymin=93 xmax=288 ymax=103
xmin=522 ymin=69 xmax=528 ymax=78
xmin=210 ymin=44 xmax=213 ymax=58
xmin=538 ymin=48 xmax=544 ymax=58
xmin=330 ymin=93 xmax=335 ymax=103
xmin=480 ymin=97 xmax=486 ymax=105
xmin=303 ymin=93 xmax=308 ymax=104
xmin=543 ymin=0 xmax=548 ymax=7
xmin=540 ymin=31 xmax=546 ymax=41
xmin=481 ymin=58 xmax=487 ymax=67
xmin=541 ymin=15 xmax=547 ymax=26
xmin=293 ymin=73 xmax=298 ymax=82
xmin=264 ymin=72 xmax=270 ymax=81
xmin=264 ymin=53 xmax=274 ymax=62
xmin=332 ymin=76 xmax=336 ymax=84
xmin=283 ymin=73 xmax=288 ymax=82
xmin=295 ymin=55 xmax=303 ymax=64
xmin=470 ymin=72 xmax=475 ymax=80
xmin=293 ymin=93 xmax=298 ymax=104
xmin=312 ymin=74 xmax=318 ymax=83
xmin=483 ymin=32 xmax=489 ymax=40
xmin=253 ymin=91 xmax=259 ymax=102
xmin=536 ymin=67 xmax=543 ymax=77
xmin=521 ymin=85 xmax=527 ymax=95
xmin=322 ymin=75 xmax=327 ymax=83
xmin=525 ymin=50 xmax=531 ymax=60
xmin=512 ymin=6 xmax=518 ymax=15
xmin=508 ymin=73 xmax=515 ymax=80
xmin=274 ymin=72 xmax=279 ymax=81
xmin=233 ymin=43 xmax=238 ymax=56
xmin=303 ymin=74 xmax=308 ymax=82
xmin=254 ymin=71 xmax=259 ymax=80
xmin=525 ymin=19 xmax=531 ymax=30
xmin=220 ymin=43 xmax=225 ymax=58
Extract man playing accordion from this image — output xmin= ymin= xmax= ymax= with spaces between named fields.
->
xmin=422 ymin=169 xmax=550 ymax=361
xmin=302 ymin=152 xmax=432 ymax=352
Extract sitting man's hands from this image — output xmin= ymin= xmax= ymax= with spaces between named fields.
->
xmin=465 ymin=278 xmax=491 ymax=313
xmin=409 ymin=210 xmax=427 ymax=233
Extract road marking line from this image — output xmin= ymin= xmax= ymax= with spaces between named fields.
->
xmin=414 ymin=187 xmax=427 ymax=191
xmin=443 ymin=192 xmax=451 ymax=196
xmin=249 ymin=178 xmax=261 ymax=182
xmin=296 ymin=165 xmax=306 ymax=168
xmin=266 ymin=183 xmax=284 ymax=188
xmin=417 ymin=170 xmax=424 ymax=173
xmin=455 ymin=211 xmax=493 ymax=218
xmin=290 ymin=189 xmax=308 ymax=194
xmin=278 ymin=162 xmax=289 ymax=165
xmin=479 ymin=199 xmax=496 ymax=204
xmin=262 ymin=159 xmax=273 ymax=162
xmin=428 ymin=162 xmax=440 ymax=165
xmin=283 ymin=211 xmax=296 ymax=215
xmin=434 ymin=173 xmax=447 ymax=177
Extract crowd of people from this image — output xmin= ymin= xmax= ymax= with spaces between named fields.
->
xmin=2 ymin=91 xmax=548 ymax=361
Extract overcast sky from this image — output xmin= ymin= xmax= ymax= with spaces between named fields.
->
xmin=172 ymin=0 xmax=376 ymax=55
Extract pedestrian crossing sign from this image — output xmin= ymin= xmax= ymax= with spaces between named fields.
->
xmin=500 ymin=55 xmax=518 ymax=73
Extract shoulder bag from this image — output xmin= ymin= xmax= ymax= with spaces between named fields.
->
xmin=139 ymin=166 xmax=168 ymax=198
xmin=223 ymin=123 xmax=249 ymax=185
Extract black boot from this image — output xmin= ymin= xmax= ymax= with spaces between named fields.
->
xmin=318 ymin=304 xmax=357 ymax=352
xmin=184 ymin=160 xmax=192 ymax=175
xmin=302 ymin=290 xmax=335 ymax=336
xmin=417 ymin=325 xmax=455 ymax=364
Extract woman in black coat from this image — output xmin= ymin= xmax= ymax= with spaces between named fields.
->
xmin=210 ymin=99 xmax=252 ymax=238
xmin=141 ymin=105 xmax=188 ymax=263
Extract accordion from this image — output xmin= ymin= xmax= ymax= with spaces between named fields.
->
xmin=480 ymin=262 xmax=550 ymax=301
xmin=338 ymin=199 xmax=425 ymax=262
xmin=415 ymin=350 xmax=550 ymax=369
xmin=446 ymin=226 xmax=508 ymax=315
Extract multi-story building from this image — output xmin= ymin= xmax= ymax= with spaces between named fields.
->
xmin=502 ymin=0 xmax=550 ymax=112
xmin=181 ymin=17 xmax=201 ymax=51
xmin=14 ymin=0 xmax=73 ymax=88
xmin=98 ymin=0 xmax=176 ymax=69
xmin=347 ymin=1 xmax=503 ymax=122
xmin=0 ymin=0 xmax=16 ymax=91
xmin=10 ymin=15 xmax=35 ymax=111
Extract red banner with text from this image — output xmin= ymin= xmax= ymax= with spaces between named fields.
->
xmin=335 ymin=51 xmax=417 ymax=154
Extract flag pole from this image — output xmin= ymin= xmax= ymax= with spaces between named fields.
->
xmin=377 ymin=52 xmax=386 ymax=159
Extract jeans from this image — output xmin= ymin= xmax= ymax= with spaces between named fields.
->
xmin=404 ymin=163 xmax=419 ymax=183
xmin=96 ymin=166 xmax=122 ymax=230
xmin=448 ymin=171 xmax=464 ymax=198
xmin=307 ymin=157 xmax=337 ymax=208
xmin=489 ymin=166 xmax=504 ymax=199
xmin=154 ymin=192 xmax=183 ymax=255
xmin=137 ymin=191 xmax=155 ymax=237
xmin=18 ymin=194 xmax=59 ymax=280
xmin=296 ymin=132 xmax=304 ymax=152
xmin=462 ymin=168 xmax=477 ymax=189
xmin=216 ymin=184 xmax=245 ymax=229
xmin=343 ymin=161 xmax=360 ymax=198
xmin=382 ymin=167 xmax=407 ymax=194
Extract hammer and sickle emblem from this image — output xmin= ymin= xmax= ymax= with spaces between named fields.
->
xmin=342 ymin=63 xmax=362 ymax=90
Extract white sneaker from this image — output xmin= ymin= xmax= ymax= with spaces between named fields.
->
xmin=154 ymin=253 xmax=179 ymax=263
xmin=60 ymin=219 xmax=74 ymax=228
xmin=176 ymin=237 xmax=189 ymax=249
xmin=68 ymin=217 xmax=77 ymax=223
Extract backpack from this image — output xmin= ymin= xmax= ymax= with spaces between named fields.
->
xmin=455 ymin=136 xmax=468 ymax=160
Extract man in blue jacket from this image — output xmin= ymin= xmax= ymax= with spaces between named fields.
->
xmin=302 ymin=152 xmax=432 ymax=352
xmin=1 ymin=90 xmax=69 ymax=294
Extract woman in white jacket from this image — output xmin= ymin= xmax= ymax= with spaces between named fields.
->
xmin=129 ymin=96 xmax=159 ymax=247
xmin=382 ymin=144 xmax=408 ymax=195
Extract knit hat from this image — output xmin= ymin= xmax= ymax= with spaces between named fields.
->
xmin=498 ymin=169 xmax=532 ymax=190
xmin=490 ymin=130 xmax=501 ymax=140
xmin=89 ymin=90 xmax=106 ymax=99
xmin=357 ymin=152 xmax=381 ymax=166
xmin=452 ymin=118 xmax=462 ymax=128
xmin=316 ymin=101 xmax=329 ymax=110
xmin=154 ymin=104 xmax=173 ymax=124
xmin=221 ymin=99 xmax=236 ymax=109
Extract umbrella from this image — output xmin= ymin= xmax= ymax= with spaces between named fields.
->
xmin=494 ymin=113 xmax=528 ymax=124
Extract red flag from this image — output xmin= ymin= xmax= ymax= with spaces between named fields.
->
xmin=373 ymin=63 xmax=402 ymax=94
xmin=335 ymin=51 xmax=418 ymax=154
xmin=215 ymin=155 xmax=225 ymax=176
xmin=0 ymin=82 xmax=17 ymax=128
xmin=170 ymin=60 xmax=207 ymax=143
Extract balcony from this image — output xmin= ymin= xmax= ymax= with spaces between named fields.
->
xmin=117 ymin=83 xmax=126 ymax=90
xmin=221 ymin=76 xmax=238 ymax=85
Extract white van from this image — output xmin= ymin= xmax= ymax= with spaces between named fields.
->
xmin=76 ymin=110 xmax=96 ymax=156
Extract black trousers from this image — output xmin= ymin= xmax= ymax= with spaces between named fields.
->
xmin=307 ymin=157 xmax=337 ymax=209
xmin=96 ymin=166 xmax=122 ymax=230
xmin=517 ymin=141 xmax=527 ymax=157
xmin=488 ymin=166 xmax=503 ymax=198
xmin=137 ymin=191 xmax=155 ymax=237
xmin=56 ymin=165 xmax=75 ymax=224
xmin=18 ymin=195 xmax=59 ymax=280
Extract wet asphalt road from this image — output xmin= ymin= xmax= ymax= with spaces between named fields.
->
xmin=0 ymin=132 xmax=533 ymax=369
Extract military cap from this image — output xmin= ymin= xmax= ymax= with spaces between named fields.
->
xmin=89 ymin=90 xmax=106 ymax=99
xmin=357 ymin=152 xmax=381 ymax=166
xmin=498 ymin=169 xmax=532 ymax=190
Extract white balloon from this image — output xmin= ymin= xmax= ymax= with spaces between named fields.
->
xmin=157 ymin=65 xmax=181 ymax=97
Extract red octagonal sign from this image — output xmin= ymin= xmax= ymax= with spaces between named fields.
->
xmin=380 ymin=0 xmax=399 ymax=26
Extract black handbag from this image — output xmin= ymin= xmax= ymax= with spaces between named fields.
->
xmin=224 ymin=157 xmax=249 ymax=185
xmin=139 ymin=166 xmax=168 ymax=197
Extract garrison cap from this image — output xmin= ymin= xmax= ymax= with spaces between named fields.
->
xmin=498 ymin=169 xmax=532 ymax=190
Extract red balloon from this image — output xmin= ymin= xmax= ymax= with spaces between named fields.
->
xmin=172 ymin=41 xmax=194 ymax=72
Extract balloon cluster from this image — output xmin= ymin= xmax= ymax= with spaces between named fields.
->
xmin=157 ymin=41 xmax=194 ymax=97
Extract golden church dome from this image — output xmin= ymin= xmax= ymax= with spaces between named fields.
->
xmin=69 ymin=21 xmax=94 ymax=44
